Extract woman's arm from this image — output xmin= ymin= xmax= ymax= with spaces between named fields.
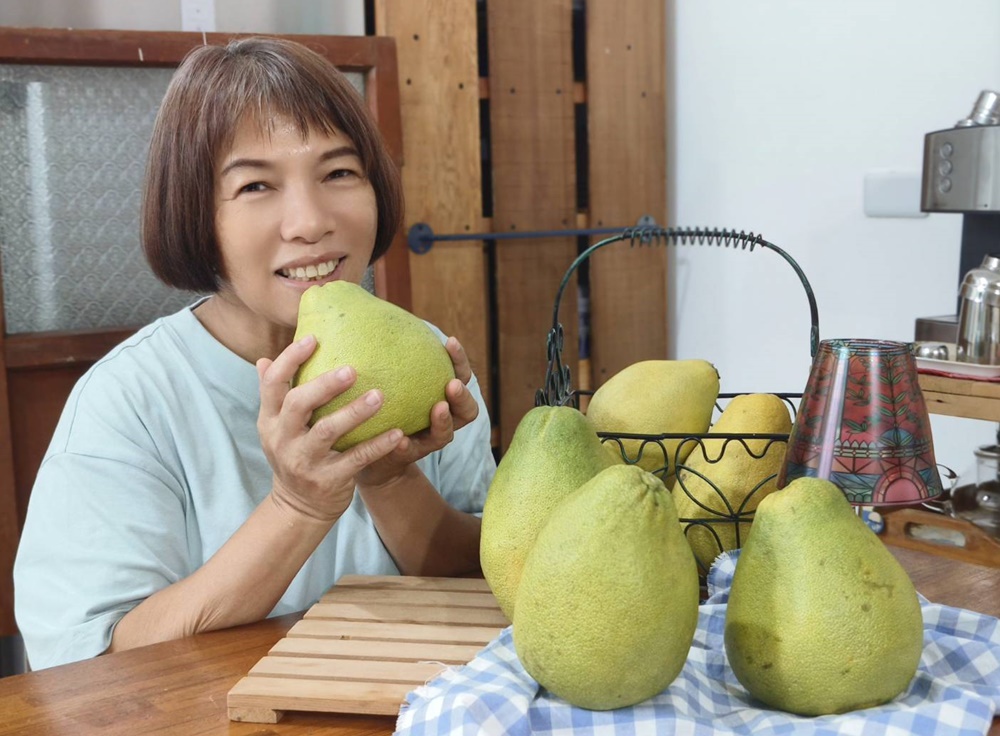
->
xmin=108 ymin=492 xmax=333 ymax=651
xmin=358 ymin=464 xmax=482 ymax=577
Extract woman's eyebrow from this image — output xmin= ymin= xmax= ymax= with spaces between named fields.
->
xmin=219 ymin=146 xmax=361 ymax=178
xmin=318 ymin=145 xmax=361 ymax=163
xmin=219 ymin=158 xmax=270 ymax=177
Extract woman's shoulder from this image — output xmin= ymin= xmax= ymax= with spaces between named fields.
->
xmin=80 ymin=306 xmax=200 ymax=389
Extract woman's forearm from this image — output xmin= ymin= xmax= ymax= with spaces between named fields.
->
xmin=359 ymin=465 xmax=482 ymax=577
xmin=107 ymin=492 xmax=335 ymax=653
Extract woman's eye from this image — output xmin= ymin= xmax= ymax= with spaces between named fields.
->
xmin=238 ymin=181 xmax=267 ymax=194
xmin=326 ymin=168 xmax=357 ymax=181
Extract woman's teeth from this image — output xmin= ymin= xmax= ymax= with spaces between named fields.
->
xmin=279 ymin=258 xmax=340 ymax=281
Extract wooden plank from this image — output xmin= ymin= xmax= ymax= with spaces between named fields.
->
xmin=315 ymin=587 xmax=498 ymax=609
xmin=4 ymin=329 xmax=134 ymax=369
xmin=229 ymin=675 xmax=413 ymax=718
xmin=585 ymin=0 xmax=668 ymax=386
xmin=248 ymin=655 xmax=444 ymax=684
xmin=305 ymin=602 xmax=509 ymax=627
xmin=270 ymin=635 xmax=487 ymax=664
xmin=334 ymin=574 xmax=494 ymax=592
xmin=922 ymin=390 xmax=1000 ymax=422
xmin=918 ymin=374 xmax=1000 ymax=421
xmin=489 ymin=0 xmax=578 ymax=449
xmin=918 ymin=373 xmax=1000 ymax=399
xmin=374 ymin=1 xmax=491 ymax=408
xmin=0 ymin=28 xmax=382 ymax=69
xmin=367 ymin=39 xmax=414 ymax=312
xmin=286 ymin=619 xmax=500 ymax=645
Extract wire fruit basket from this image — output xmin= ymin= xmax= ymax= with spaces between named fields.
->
xmin=535 ymin=226 xmax=820 ymax=575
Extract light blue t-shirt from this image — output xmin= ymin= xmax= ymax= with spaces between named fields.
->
xmin=13 ymin=302 xmax=496 ymax=670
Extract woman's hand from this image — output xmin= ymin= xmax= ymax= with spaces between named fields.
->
xmin=355 ymin=337 xmax=480 ymax=490
xmin=256 ymin=334 xmax=405 ymax=523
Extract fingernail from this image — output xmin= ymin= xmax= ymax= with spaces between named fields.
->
xmin=365 ymin=389 xmax=382 ymax=406
xmin=336 ymin=366 xmax=353 ymax=381
xmin=389 ymin=429 xmax=404 ymax=441
xmin=298 ymin=334 xmax=315 ymax=347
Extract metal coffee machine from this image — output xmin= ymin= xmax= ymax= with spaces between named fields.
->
xmin=917 ymin=90 xmax=1000 ymax=348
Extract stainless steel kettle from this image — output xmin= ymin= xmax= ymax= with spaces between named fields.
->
xmin=957 ymin=254 xmax=1000 ymax=364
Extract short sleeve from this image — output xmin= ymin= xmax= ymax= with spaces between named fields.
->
xmin=14 ymin=449 xmax=190 ymax=670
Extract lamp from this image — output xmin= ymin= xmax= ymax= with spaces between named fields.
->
xmin=778 ymin=338 xmax=944 ymax=505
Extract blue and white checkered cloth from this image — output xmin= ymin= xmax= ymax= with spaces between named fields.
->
xmin=395 ymin=551 xmax=1000 ymax=736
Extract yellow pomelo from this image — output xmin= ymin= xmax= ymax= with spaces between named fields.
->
xmin=672 ymin=393 xmax=792 ymax=572
xmin=292 ymin=281 xmax=455 ymax=451
xmin=586 ymin=360 xmax=719 ymax=481
xmin=480 ymin=405 xmax=614 ymax=620
xmin=724 ymin=477 xmax=924 ymax=716
xmin=513 ymin=464 xmax=700 ymax=710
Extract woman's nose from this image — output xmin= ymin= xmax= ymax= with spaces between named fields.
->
xmin=280 ymin=184 xmax=333 ymax=243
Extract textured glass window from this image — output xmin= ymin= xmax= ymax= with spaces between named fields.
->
xmin=0 ymin=64 xmax=369 ymax=334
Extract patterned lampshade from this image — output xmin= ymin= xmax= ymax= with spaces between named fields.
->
xmin=778 ymin=339 xmax=944 ymax=505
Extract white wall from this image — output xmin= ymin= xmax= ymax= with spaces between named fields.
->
xmin=668 ymin=0 xmax=1000 ymax=477
xmin=0 ymin=0 xmax=363 ymax=35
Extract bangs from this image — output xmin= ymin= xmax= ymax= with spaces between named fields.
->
xmin=204 ymin=47 xmax=372 ymax=172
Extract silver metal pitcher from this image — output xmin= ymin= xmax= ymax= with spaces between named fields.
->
xmin=957 ymin=254 xmax=1000 ymax=364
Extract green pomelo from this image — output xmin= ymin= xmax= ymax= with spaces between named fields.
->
xmin=480 ymin=405 xmax=614 ymax=620
xmin=292 ymin=281 xmax=455 ymax=451
xmin=672 ymin=393 xmax=792 ymax=572
xmin=586 ymin=360 xmax=720 ymax=481
xmin=724 ymin=476 xmax=924 ymax=716
xmin=513 ymin=464 xmax=700 ymax=710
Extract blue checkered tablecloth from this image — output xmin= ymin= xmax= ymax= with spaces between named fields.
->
xmin=395 ymin=551 xmax=1000 ymax=736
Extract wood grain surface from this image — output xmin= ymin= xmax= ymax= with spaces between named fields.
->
xmin=374 ymin=1 xmax=491 ymax=403
xmin=585 ymin=0 xmax=669 ymax=387
xmin=489 ymin=0 xmax=579 ymax=451
xmin=1 ymin=547 xmax=998 ymax=735
xmin=227 ymin=575 xmax=508 ymax=722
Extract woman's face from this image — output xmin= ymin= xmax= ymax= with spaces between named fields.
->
xmin=212 ymin=115 xmax=378 ymax=336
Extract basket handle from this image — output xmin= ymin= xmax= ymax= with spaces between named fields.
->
xmin=535 ymin=226 xmax=820 ymax=408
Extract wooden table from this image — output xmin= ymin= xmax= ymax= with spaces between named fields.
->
xmin=2 ymin=547 xmax=999 ymax=736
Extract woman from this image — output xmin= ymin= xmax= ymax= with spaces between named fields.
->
xmin=13 ymin=37 xmax=495 ymax=670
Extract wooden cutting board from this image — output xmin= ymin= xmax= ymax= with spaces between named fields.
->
xmin=227 ymin=575 xmax=509 ymax=723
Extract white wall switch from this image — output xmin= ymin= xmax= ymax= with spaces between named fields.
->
xmin=181 ymin=0 xmax=216 ymax=32
xmin=863 ymin=170 xmax=928 ymax=218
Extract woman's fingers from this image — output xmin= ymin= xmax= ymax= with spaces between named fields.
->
xmin=445 ymin=378 xmax=479 ymax=430
xmin=446 ymin=337 xmax=472 ymax=384
xmin=307 ymin=388 xmax=385 ymax=453
xmin=258 ymin=335 xmax=317 ymax=419
xmin=338 ymin=428 xmax=407 ymax=473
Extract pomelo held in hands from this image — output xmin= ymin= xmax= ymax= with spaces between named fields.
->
xmin=292 ymin=281 xmax=455 ymax=451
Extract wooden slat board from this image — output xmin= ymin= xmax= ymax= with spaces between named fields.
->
xmin=918 ymin=373 xmax=1000 ymax=422
xmin=585 ymin=1 xmax=668 ymax=386
xmin=489 ymin=0 xmax=578 ymax=450
xmin=374 ymin=1 xmax=492 ymax=406
xmin=227 ymin=575 xmax=508 ymax=723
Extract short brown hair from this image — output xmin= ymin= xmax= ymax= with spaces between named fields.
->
xmin=142 ymin=37 xmax=403 ymax=292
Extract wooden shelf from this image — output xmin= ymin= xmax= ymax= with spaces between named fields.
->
xmin=918 ymin=373 xmax=1000 ymax=422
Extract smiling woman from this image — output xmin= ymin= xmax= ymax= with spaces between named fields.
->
xmin=12 ymin=37 xmax=495 ymax=672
